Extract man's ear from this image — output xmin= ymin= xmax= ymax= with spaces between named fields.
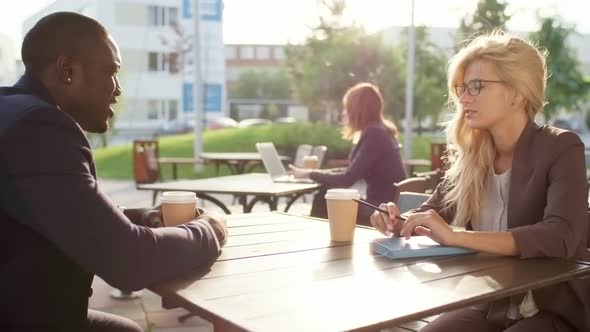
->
xmin=55 ymin=55 xmax=75 ymax=85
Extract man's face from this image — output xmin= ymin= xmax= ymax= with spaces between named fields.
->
xmin=67 ymin=35 xmax=122 ymax=133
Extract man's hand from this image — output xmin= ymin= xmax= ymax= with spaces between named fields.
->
xmin=123 ymin=206 xmax=164 ymax=227
xmin=199 ymin=210 xmax=228 ymax=247
xmin=127 ymin=206 xmax=228 ymax=246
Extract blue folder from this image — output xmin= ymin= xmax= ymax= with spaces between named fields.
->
xmin=371 ymin=236 xmax=475 ymax=259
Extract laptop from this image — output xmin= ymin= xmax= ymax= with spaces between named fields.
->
xmin=256 ymin=142 xmax=315 ymax=183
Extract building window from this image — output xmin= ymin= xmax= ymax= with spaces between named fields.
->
xmin=169 ymin=7 xmax=178 ymax=25
xmin=148 ymin=5 xmax=179 ymax=26
xmin=274 ymin=47 xmax=285 ymax=60
xmin=148 ymin=52 xmax=177 ymax=73
xmin=161 ymin=53 xmax=169 ymax=72
xmin=240 ymin=46 xmax=254 ymax=60
xmin=147 ymin=100 xmax=159 ymax=120
xmin=168 ymin=100 xmax=178 ymax=120
xmin=225 ymin=46 xmax=236 ymax=60
xmin=148 ymin=52 xmax=158 ymax=71
xmin=169 ymin=53 xmax=180 ymax=73
xmin=256 ymin=47 xmax=270 ymax=60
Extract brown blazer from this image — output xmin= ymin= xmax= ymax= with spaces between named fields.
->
xmin=415 ymin=121 xmax=590 ymax=330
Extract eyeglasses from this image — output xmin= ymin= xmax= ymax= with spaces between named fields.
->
xmin=454 ymin=79 xmax=504 ymax=96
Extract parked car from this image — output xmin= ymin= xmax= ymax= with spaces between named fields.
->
xmin=237 ymin=118 xmax=272 ymax=128
xmin=274 ymin=117 xmax=297 ymax=124
xmin=207 ymin=117 xmax=238 ymax=130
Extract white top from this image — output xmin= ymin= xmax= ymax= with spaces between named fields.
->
xmin=476 ymin=170 xmax=511 ymax=232
xmin=475 ymin=169 xmax=539 ymax=319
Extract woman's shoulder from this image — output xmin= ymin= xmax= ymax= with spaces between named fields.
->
xmin=536 ymin=124 xmax=584 ymax=149
xmin=361 ymin=123 xmax=393 ymax=139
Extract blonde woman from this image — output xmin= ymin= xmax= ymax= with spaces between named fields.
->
xmin=290 ymin=82 xmax=406 ymax=226
xmin=370 ymin=33 xmax=590 ymax=331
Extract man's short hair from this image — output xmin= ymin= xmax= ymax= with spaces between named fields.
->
xmin=21 ymin=12 xmax=108 ymax=77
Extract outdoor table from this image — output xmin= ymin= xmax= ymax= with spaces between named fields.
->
xmin=158 ymin=157 xmax=203 ymax=179
xmin=137 ymin=173 xmax=321 ymax=214
xmin=149 ymin=212 xmax=590 ymax=332
xmin=199 ymin=152 xmax=290 ymax=175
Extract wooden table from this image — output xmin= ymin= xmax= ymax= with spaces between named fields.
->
xmin=200 ymin=152 xmax=290 ymax=175
xmin=158 ymin=157 xmax=203 ymax=179
xmin=149 ymin=212 xmax=590 ymax=332
xmin=137 ymin=173 xmax=321 ymax=214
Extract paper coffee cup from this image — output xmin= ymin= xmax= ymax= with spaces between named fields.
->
xmin=160 ymin=191 xmax=198 ymax=226
xmin=324 ymin=189 xmax=360 ymax=241
xmin=303 ymin=155 xmax=319 ymax=169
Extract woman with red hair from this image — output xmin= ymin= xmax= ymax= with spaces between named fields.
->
xmin=290 ymin=82 xmax=406 ymax=226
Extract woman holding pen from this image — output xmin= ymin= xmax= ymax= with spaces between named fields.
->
xmin=370 ymin=32 xmax=590 ymax=331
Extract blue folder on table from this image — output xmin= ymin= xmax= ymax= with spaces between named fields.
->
xmin=371 ymin=236 xmax=475 ymax=259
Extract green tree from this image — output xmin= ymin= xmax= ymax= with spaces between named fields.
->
xmin=456 ymin=0 xmax=511 ymax=48
xmin=393 ymin=26 xmax=448 ymax=132
xmin=285 ymin=0 xmax=400 ymax=123
xmin=529 ymin=17 xmax=589 ymax=120
xmin=228 ymin=69 xmax=292 ymax=100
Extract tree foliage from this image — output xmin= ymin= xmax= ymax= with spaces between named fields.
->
xmin=456 ymin=0 xmax=511 ymax=48
xmin=392 ymin=26 xmax=448 ymax=130
xmin=529 ymin=17 xmax=589 ymax=120
xmin=228 ymin=69 xmax=292 ymax=100
xmin=285 ymin=0 xmax=399 ymax=122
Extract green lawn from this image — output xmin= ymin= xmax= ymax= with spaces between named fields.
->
xmin=94 ymin=123 xmax=435 ymax=179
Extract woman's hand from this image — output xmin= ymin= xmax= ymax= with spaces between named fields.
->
xmin=400 ymin=209 xmax=456 ymax=246
xmin=288 ymin=164 xmax=312 ymax=179
xmin=370 ymin=202 xmax=403 ymax=237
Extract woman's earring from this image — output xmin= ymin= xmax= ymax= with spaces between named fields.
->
xmin=65 ymin=77 xmax=72 ymax=84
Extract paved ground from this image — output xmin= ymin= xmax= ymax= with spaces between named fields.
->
xmin=90 ymin=179 xmax=317 ymax=331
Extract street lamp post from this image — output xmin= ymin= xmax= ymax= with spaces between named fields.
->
xmin=192 ymin=0 xmax=204 ymax=172
xmin=403 ymin=0 xmax=416 ymax=161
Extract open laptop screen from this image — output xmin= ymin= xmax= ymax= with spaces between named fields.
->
xmin=256 ymin=142 xmax=288 ymax=178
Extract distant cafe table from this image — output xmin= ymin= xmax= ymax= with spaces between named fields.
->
xmin=403 ymin=159 xmax=432 ymax=175
xmin=158 ymin=157 xmax=203 ymax=180
xmin=149 ymin=212 xmax=590 ymax=332
xmin=137 ymin=173 xmax=321 ymax=214
xmin=199 ymin=152 xmax=289 ymax=175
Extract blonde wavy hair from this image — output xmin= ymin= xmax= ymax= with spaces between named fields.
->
xmin=342 ymin=82 xmax=398 ymax=141
xmin=441 ymin=31 xmax=547 ymax=227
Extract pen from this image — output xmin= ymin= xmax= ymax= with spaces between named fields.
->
xmin=353 ymin=198 xmax=407 ymax=221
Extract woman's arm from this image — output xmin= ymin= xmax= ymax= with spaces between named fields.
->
xmin=310 ymin=127 xmax=392 ymax=187
xmin=452 ymin=231 xmax=517 ymax=256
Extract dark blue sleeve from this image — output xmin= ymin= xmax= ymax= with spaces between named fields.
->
xmin=310 ymin=127 xmax=393 ymax=187
xmin=0 ymin=108 xmax=220 ymax=291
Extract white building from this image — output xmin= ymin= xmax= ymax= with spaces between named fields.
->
xmin=0 ymin=33 xmax=18 ymax=86
xmin=23 ymin=0 xmax=226 ymax=133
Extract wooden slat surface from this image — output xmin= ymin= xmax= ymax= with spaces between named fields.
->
xmin=150 ymin=212 xmax=590 ymax=332
xmin=138 ymin=173 xmax=321 ymax=196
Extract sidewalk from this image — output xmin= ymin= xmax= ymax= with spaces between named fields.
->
xmin=90 ymin=179 xmax=314 ymax=331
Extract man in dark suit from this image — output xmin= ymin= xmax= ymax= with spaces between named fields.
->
xmin=0 ymin=12 xmax=227 ymax=331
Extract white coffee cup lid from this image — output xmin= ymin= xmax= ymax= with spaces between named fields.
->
xmin=160 ymin=191 xmax=197 ymax=203
xmin=324 ymin=188 xmax=360 ymax=200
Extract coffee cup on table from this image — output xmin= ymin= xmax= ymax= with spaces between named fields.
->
xmin=302 ymin=155 xmax=319 ymax=169
xmin=160 ymin=191 xmax=198 ymax=226
xmin=324 ymin=188 xmax=360 ymax=242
